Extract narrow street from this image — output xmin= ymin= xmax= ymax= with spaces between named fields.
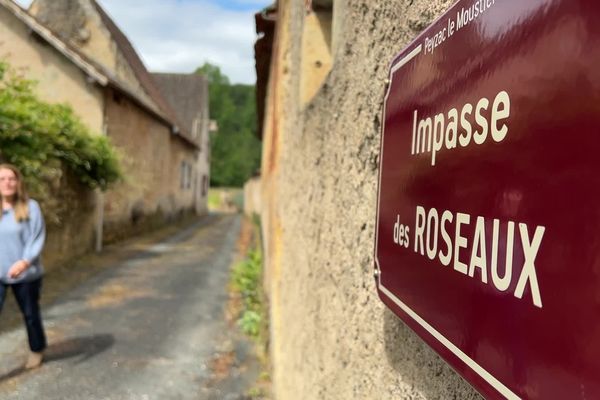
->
xmin=0 ymin=214 xmax=259 ymax=400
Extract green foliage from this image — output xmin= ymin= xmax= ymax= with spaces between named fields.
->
xmin=207 ymin=187 xmax=244 ymax=212
xmin=0 ymin=60 xmax=122 ymax=197
xmin=196 ymin=62 xmax=230 ymax=86
xmin=239 ymin=310 xmax=261 ymax=337
xmin=207 ymin=189 xmax=221 ymax=210
xmin=231 ymin=246 xmax=264 ymax=338
xmin=195 ymin=63 xmax=261 ymax=187
xmin=231 ymin=216 xmax=270 ymax=398
xmin=246 ymin=385 xmax=268 ymax=399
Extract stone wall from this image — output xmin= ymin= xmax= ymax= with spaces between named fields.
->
xmin=195 ymin=87 xmax=211 ymax=215
xmin=260 ymin=0 xmax=483 ymax=398
xmin=102 ymin=89 xmax=198 ymax=243
xmin=42 ymin=169 xmax=97 ymax=270
xmin=243 ymin=177 xmax=261 ymax=217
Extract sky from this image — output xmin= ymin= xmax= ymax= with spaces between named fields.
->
xmin=15 ymin=0 xmax=272 ymax=84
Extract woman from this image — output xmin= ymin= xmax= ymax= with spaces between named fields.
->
xmin=0 ymin=164 xmax=47 ymax=369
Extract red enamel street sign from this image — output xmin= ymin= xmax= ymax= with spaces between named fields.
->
xmin=374 ymin=1 xmax=600 ymax=398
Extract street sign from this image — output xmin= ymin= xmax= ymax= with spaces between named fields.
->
xmin=374 ymin=1 xmax=600 ymax=398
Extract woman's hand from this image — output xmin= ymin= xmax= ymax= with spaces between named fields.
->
xmin=8 ymin=260 xmax=30 ymax=279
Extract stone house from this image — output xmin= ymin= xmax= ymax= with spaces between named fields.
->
xmin=29 ymin=0 xmax=211 ymax=239
xmin=152 ymin=72 xmax=211 ymax=210
xmin=255 ymin=0 xmax=483 ymax=399
xmin=0 ymin=0 xmax=209 ymax=266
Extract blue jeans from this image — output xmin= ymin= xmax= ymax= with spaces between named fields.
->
xmin=0 ymin=278 xmax=47 ymax=352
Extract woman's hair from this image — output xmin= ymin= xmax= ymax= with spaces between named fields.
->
xmin=0 ymin=163 xmax=29 ymax=222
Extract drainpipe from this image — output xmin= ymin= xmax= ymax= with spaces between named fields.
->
xmin=95 ymin=190 xmax=104 ymax=253
xmin=96 ymin=91 xmax=109 ymax=252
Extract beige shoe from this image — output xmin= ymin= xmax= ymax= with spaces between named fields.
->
xmin=24 ymin=351 xmax=43 ymax=369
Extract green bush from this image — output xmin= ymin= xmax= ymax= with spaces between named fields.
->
xmin=239 ymin=310 xmax=261 ymax=337
xmin=0 ymin=60 xmax=122 ymax=197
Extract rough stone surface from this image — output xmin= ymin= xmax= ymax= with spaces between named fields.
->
xmin=102 ymin=89 xmax=200 ymax=243
xmin=261 ymin=1 xmax=484 ymax=399
xmin=30 ymin=0 xmax=89 ymax=44
xmin=243 ymin=177 xmax=261 ymax=217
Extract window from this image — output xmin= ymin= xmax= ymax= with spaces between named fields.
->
xmin=180 ymin=161 xmax=186 ymax=189
xmin=112 ymin=91 xmax=124 ymax=104
xmin=181 ymin=161 xmax=193 ymax=190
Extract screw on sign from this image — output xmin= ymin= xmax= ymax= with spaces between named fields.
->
xmin=374 ymin=0 xmax=600 ymax=399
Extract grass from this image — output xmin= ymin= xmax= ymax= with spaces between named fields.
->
xmin=231 ymin=235 xmax=265 ymax=340
xmin=229 ymin=214 xmax=271 ymax=399
xmin=208 ymin=187 xmax=244 ymax=212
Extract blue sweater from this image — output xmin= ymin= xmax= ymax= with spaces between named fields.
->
xmin=0 ymin=199 xmax=46 ymax=284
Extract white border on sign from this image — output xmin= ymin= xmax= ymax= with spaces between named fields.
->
xmin=374 ymin=45 xmax=521 ymax=400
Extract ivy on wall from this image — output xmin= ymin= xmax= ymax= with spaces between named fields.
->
xmin=0 ymin=60 xmax=122 ymax=200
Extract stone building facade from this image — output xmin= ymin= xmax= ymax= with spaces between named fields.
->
xmin=0 ymin=0 xmax=209 ymax=265
xmin=152 ymin=72 xmax=211 ymax=216
xmin=29 ymin=0 xmax=210 ymax=240
xmin=256 ymin=0 xmax=483 ymax=399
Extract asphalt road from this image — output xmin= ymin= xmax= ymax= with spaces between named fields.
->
xmin=0 ymin=214 xmax=257 ymax=400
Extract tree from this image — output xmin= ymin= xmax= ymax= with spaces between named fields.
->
xmin=196 ymin=63 xmax=230 ymax=86
xmin=195 ymin=63 xmax=261 ymax=187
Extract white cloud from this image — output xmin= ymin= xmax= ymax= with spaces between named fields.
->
xmin=14 ymin=0 xmax=271 ymax=84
